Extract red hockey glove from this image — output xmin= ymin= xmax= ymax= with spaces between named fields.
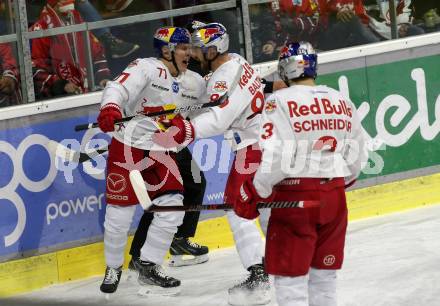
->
xmin=152 ymin=115 xmax=194 ymax=149
xmin=97 ymin=103 xmax=122 ymax=132
xmin=234 ymin=177 xmax=264 ymax=220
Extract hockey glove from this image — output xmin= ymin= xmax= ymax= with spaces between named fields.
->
xmin=152 ymin=115 xmax=195 ymax=149
xmin=261 ymin=78 xmax=274 ymax=94
xmin=234 ymin=176 xmax=265 ymax=220
xmin=97 ymin=103 xmax=122 ymax=132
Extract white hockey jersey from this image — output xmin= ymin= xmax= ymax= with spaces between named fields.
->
xmin=191 ymin=54 xmax=264 ymax=151
xmin=101 ymin=57 xmax=206 ymax=150
xmin=253 ymin=84 xmax=367 ymax=198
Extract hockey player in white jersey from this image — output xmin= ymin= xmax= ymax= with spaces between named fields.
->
xmin=97 ymin=26 xmax=206 ymax=296
xmin=152 ymin=22 xmax=271 ymax=306
xmin=233 ymin=41 xmax=367 ymax=306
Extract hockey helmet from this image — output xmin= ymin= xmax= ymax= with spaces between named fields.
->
xmin=278 ymin=41 xmax=317 ymax=82
xmin=191 ymin=22 xmax=229 ymax=54
xmin=153 ymin=26 xmax=191 ymax=56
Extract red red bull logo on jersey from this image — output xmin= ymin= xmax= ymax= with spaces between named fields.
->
xmin=265 ymin=100 xmax=277 ymax=113
xmin=213 ymin=81 xmax=228 ymax=92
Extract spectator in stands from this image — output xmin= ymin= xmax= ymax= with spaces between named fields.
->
xmin=0 ymin=43 xmax=21 ymax=107
xmin=261 ymin=0 xmax=379 ymax=57
xmin=0 ymin=2 xmax=21 ymax=107
xmin=30 ymin=0 xmax=111 ymax=99
xmin=100 ymin=1 xmax=169 ymax=72
xmin=0 ymin=0 xmax=13 ymax=34
xmin=247 ymin=3 xmax=280 ymax=62
xmin=75 ymin=0 xmax=139 ymax=58
xmin=319 ymin=0 xmax=380 ymax=50
xmin=28 ymin=1 xmax=138 ymax=58
xmin=410 ymin=0 xmax=440 ymax=33
xmin=261 ymin=0 xmax=325 ymax=60
xmin=368 ymin=0 xmax=424 ymax=40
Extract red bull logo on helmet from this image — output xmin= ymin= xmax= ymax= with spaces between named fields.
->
xmin=204 ymin=27 xmax=220 ymax=38
xmin=154 ymin=27 xmax=175 ymax=42
xmin=199 ymin=27 xmax=222 ymax=44
xmin=279 ymin=45 xmax=291 ymax=59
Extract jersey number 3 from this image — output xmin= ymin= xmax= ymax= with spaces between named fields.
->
xmin=261 ymin=122 xmax=274 ymax=139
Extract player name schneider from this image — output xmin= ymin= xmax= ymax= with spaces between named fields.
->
xmin=288 ymin=98 xmax=353 ymax=133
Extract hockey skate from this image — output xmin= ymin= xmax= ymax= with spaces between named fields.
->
xmin=127 ymin=257 xmax=140 ymax=281
xmin=100 ymin=266 xmax=122 ymax=297
xmin=228 ymin=264 xmax=270 ymax=306
xmin=135 ymin=259 xmax=181 ymax=296
xmin=169 ymin=237 xmax=209 ymax=267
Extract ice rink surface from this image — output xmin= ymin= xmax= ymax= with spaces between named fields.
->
xmin=2 ymin=204 xmax=440 ymax=306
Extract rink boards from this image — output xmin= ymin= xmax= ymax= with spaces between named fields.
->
xmin=1 ymin=34 xmax=440 ymax=296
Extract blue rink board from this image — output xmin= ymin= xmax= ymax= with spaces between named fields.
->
xmin=0 ymin=114 xmax=231 ymax=258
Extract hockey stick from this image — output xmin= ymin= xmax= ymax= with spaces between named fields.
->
xmin=74 ymin=100 xmax=225 ymax=131
xmin=47 ymin=140 xmax=107 ymax=163
xmin=129 ymin=170 xmax=319 ymax=211
xmin=147 ymin=201 xmax=317 ymax=212
xmin=69 ymin=65 xmax=245 ymax=163
xmin=129 ymin=170 xmax=151 ymax=210
xmin=74 ymin=65 xmax=244 ymax=132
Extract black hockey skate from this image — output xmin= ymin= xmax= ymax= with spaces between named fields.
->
xmin=228 ymin=264 xmax=270 ymax=306
xmin=136 ymin=259 xmax=181 ymax=296
xmin=100 ymin=266 xmax=122 ymax=294
xmin=169 ymin=237 xmax=209 ymax=267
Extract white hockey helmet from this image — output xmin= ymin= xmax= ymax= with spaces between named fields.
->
xmin=278 ymin=41 xmax=318 ymax=82
xmin=191 ymin=22 xmax=229 ymax=55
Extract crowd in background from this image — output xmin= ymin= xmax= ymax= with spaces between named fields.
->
xmin=0 ymin=0 xmax=439 ymax=106
xmin=251 ymin=0 xmax=440 ymax=62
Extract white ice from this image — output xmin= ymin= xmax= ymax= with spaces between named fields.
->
xmin=2 ymin=204 xmax=440 ymax=306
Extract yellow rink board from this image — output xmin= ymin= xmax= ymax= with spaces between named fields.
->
xmin=1 ymin=172 xmax=439 ymax=297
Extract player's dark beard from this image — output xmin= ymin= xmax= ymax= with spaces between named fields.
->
xmin=187 ymin=57 xmax=203 ymax=75
xmin=188 ymin=57 xmax=210 ymax=75
xmin=200 ymin=60 xmax=210 ymax=75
